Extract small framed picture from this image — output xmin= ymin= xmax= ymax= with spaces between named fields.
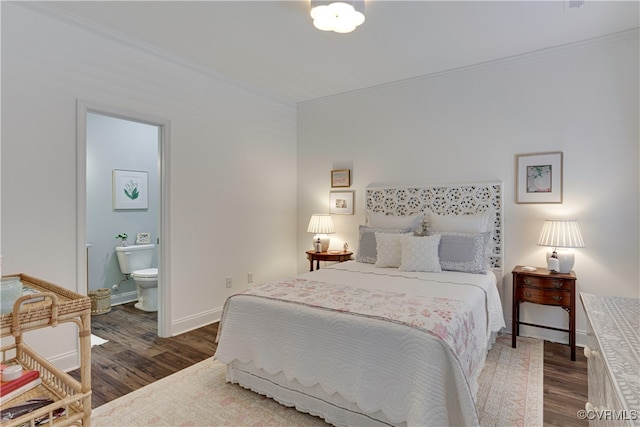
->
xmin=331 ymin=169 xmax=351 ymax=188
xmin=330 ymin=191 xmax=354 ymax=215
xmin=113 ymin=169 xmax=149 ymax=210
xmin=136 ymin=232 xmax=151 ymax=245
xmin=516 ymin=152 xmax=563 ymax=204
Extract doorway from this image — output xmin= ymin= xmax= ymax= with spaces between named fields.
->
xmin=76 ymin=100 xmax=171 ymax=337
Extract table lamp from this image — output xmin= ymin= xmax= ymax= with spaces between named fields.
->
xmin=537 ymin=219 xmax=585 ymax=273
xmin=307 ymin=214 xmax=335 ymax=252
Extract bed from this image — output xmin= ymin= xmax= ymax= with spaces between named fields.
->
xmin=215 ymin=182 xmax=506 ymax=426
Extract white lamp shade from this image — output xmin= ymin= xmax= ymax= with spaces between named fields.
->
xmin=307 ymin=214 xmax=335 ymax=234
xmin=538 ymin=219 xmax=585 ymax=274
xmin=537 ymin=220 xmax=585 ymax=248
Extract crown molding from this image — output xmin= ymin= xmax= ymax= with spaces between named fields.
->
xmin=301 ymin=27 xmax=639 ymax=105
xmin=14 ymin=1 xmax=296 ymax=108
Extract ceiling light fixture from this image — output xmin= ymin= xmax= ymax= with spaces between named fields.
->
xmin=310 ymin=1 xmax=365 ymax=34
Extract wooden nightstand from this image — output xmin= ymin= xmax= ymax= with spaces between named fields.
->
xmin=512 ymin=265 xmax=577 ymax=360
xmin=306 ymin=250 xmax=353 ymax=271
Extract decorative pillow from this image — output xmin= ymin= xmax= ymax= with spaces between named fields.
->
xmin=356 ymin=226 xmax=411 ymax=264
xmin=428 ymin=210 xmax=493 ymax=233
xmin=429 ymin=210 xmax=494 ymax=260
xmin=437 ymin=231 xmax=491 ymax=274
xmin=399 ymin=235 xmax=442 ymax=272
xmin=375 ymin=232 xmax=412 ymax=268
xmin=366 ymin=211 xmax=425 ymax=233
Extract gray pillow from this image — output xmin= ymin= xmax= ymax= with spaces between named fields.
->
xmin=356 ymin=225 xmax=412 ymax=264
xmin=437 ymin=231 xmax=491 ymax=274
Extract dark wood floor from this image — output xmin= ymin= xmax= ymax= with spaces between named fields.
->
xmin=71 ymin=303 xmax=588 ymax=426
xmin=69 ymin=303 xmax=219 ymax=408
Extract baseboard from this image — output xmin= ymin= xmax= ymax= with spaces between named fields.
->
xmin=170 ymin=306 xmax=223 ymax=336
xmin=110 ymin=290 xmax=137 ymax=306
xmin=106 ymin=291 xmax=221 ymax=337
xmin=53 ymin=350 xmax=81 ymax=373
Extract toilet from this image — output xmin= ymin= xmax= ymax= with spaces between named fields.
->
xmin=115 ymin=244 xmax=158 ymax=312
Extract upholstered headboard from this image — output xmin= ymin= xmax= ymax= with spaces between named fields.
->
xmin=365 ymin=182 xmax=503 ymax=271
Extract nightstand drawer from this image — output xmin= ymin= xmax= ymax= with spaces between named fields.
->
xmin=517 ymin=287 xmax=569 ymax=306
xmin=517 ymin=275 xmax=571 ymax=290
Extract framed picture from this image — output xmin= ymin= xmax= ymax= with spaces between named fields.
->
xmin=331 ymin=169 xmax=351 ymax=188
xmin=330 ymin=191 xmax=354 ymax=215
xmin=113 ymin=169 xmax=149 ymax=210
xmin=136 ymin=232 xmax=151 ymax=244
xmin=516 ymin=152 xmax=563 ymax=204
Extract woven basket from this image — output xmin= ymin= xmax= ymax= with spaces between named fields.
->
xmin=89 ymin=288 xmax=111 ymax=315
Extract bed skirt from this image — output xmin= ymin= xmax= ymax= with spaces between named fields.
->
xmin=226 ymin=360 xmax=398 ymax=427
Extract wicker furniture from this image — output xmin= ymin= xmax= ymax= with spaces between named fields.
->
xmin=1 ymin=274 xmax=92 ymax=427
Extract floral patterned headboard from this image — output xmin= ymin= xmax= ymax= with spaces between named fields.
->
xmin=365 ymin=182 xmax=503 ymax=270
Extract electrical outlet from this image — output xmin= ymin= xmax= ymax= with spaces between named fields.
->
xmin=247 ymin=272 xmax=254 ymax=283
xmin=225 ymin=276 xmax=232 ymax=288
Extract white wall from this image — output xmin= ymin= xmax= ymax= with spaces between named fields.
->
xmin=297 ymin=31 xmax=640 ymax=346
xmin=1 ymin=3 xmax=297 ymax=368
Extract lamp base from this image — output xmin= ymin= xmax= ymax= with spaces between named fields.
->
xmin=313 ymin=234 xmax=331 ymax=252
xmin=546 ymin=250 xmax=575 ymax=274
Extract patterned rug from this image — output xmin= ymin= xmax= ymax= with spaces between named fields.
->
xmin=91 ymin=335 xmax=543 ymax=427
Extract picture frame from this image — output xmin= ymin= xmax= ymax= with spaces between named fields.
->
xmin=331 ymin=169 xmax=351 ymax=188
xmin=516 ymin=152 xmax=563 ymax=204
xmin=136 ymin=232 xmax=151 ymax=245
xmin=330 ymin=191 xmax=354 ymax=215
xmin=113 ymin=169 xmax=149 ymax=210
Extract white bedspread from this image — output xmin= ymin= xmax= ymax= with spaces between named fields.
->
xmin=215 ymin=261 xmax=505 ymax=426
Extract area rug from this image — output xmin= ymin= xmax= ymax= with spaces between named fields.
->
xmin=91 ymin=335 xmax=543 ymax=427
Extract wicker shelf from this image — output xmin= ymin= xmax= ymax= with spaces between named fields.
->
xmin=1 ymin=274 xmax=91 ymax=427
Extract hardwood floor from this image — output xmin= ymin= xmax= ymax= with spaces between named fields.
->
xmin=543 ymin=339 xmax=589 ymax=427
xmin=71 ymin=303 xmax=588 ymax=425
xmin=69 ymin=303 xmax=218 ymax=408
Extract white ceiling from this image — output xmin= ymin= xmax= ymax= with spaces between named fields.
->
xmin=46 ymin=1 xmax=639 ymax=105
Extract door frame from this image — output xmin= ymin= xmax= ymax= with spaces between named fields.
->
xmin=76 ymin=99 xmax=172 ymax=337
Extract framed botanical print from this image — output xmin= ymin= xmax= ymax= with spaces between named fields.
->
xmin=516 ymin=152 xmax=563 ymax=204
xmin=113 ymin=169 xmax=149 ymax=209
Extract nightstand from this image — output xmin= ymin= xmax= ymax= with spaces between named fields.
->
xmin=306 ymin=250 xmax=352 ymax=271
xmin=512 ymin=265 xmax=577 ymax=360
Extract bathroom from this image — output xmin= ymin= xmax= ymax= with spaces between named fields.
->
xmin=86 ymin=112 xmax=160 ymax=318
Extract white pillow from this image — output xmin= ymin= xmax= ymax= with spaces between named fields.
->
xmin=429 ymin=210 xmax=494 ymax=261
xmin=375 ymin=232 xmax=411 ymax=268
xmin=399 ymin=235 xmax=442 ymax=272
xmin=356 ymin=226 xmax=411 ymax=264
xmin=429 ymin=210 xmax=493 ymax=233
xmin=366 ymin=211 xmax=425 ymax=233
